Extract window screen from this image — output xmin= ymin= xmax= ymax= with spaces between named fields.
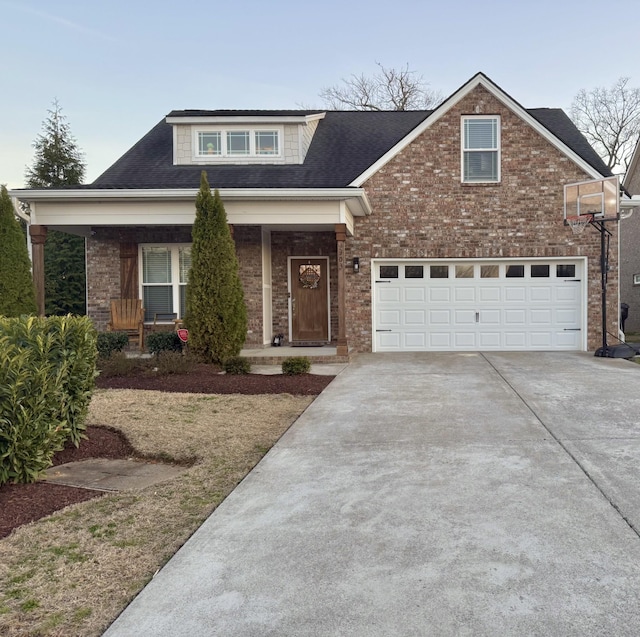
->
xmin=463 ymin=117 xmax=499 ymax=182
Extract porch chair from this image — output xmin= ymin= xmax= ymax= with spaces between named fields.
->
xmin=107 ymin=299 xmax=145 ymax=350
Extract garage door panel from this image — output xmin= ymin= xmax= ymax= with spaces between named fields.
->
xmin=378 ymin=310 xmax=401 ymax=327
xmin=374 ymin=260 xmax=583 ymax=352
xmin=556 ymin=308 xmax=579 ymax=325
xmin=430 ymin=310 xmax=451 ymax=325
xmin=404 ymin=310 xmax=426 ymax=325
xmin=454 ymin=287 xmax=476 ymax=302
xmin=530 ymin=287 xmax=552 ymax=302
xmin=530 ymin=309 xmax=552 ymax=324
xmin=404 ymin=287 xmax=426 ymax=302
xmin=504 ymin=332 xmax=527 ymax=347
xmin=556 ymin=331 xmax=580 ymax=347
xmin=429 ymin=333 xmax=451 ymax=347
xmin=505 ymin=287 xmax=526 ymax=302
xmin=530 ymin=332 xmax=553 ymax=347
xmin=429 ymin=288 xmax=450 ymax=303
xmin=378 ymin=287 xmax=401 ymax=302
xmin=504 ymin=309 xmax=526 ymax=325
xmin=454 ymin=332 xmax=476 ymax=347
xmin=479 ymin=287 xmax=501 ymax=302
xmin=479 ymin=309 xmax=500 ymax=324
xmin=404 ymin=333 xmax=426 ymax=348
xmin=479 ymin=332 xmax=501 ymax=347
xmin=454 ymin=309 xmax=476 ymax=325
xmin=556 ymin=285 xmax=580 ymax=302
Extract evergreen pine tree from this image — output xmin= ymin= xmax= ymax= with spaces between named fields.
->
xmin=26 ymin=100 xmax=86 ymax=315
xmin=0 ymin=185 xmax=37 ymax=316
xmin=186 ymin=172 xmax=247 ymax=363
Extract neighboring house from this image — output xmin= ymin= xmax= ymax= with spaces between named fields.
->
xmin=621 ymin=138 xmax=640 ymax=333
xmin=12 ymin=73 xmax=634 ymax=354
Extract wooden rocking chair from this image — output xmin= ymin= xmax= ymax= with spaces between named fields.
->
xmin=107 ymin=299 xmax=145 ymax=350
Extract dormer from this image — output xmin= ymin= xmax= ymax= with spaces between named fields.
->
xmin=166 ymin=110 xmax=326 ymax=166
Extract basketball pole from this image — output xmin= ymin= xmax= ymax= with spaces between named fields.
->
xmin=594 ymin=219 xmax=614 ymax=357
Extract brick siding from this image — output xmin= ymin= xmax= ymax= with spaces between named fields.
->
xmin=345 ymin=86 xmax=618 ymax=352
xmin=86 ymin=85 xmax=616 ymax=352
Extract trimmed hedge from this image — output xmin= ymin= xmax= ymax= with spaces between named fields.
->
xmin=97 ymin=331 xmax=129 ymax=358
xmin=0 ymin=315 xmax=97 ymax=485
xmin=223 ymin=356 xmax=251 ymax=375
xmin=147 ymin=331 xmax=182 ymax=355
xmin=281 ymin=356 xmax=311 ymax=375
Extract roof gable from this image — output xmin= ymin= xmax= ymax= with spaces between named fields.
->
xmin=349 ymin=72 xmax=611 ymax=186
xmin=624 ymin=137 xmax=640 ymax=194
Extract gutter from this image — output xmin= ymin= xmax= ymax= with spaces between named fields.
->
xmin=9 ymin=187 xmax=373 ymax=216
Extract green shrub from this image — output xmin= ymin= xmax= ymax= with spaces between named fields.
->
xmin=0 ymin=185 xmax=37 ymax=317
xmin=153 ymin=351 xmax=196 ymax=376
xmin=0 ymin=315 xmax=97 ymax=484
xmin=223 ymin=356 xmax=251 ymax=375
xmin=147 ymin=331 xmax=182 ymax=356
xmin=97 ymin=331 xmax=129 ymax=358
xmin=97 ymin=352 xmax=150 ymax=378
xmin=185 ymin=173 xmax=247 ymax=364
xmin=281 ymin=356 xmax=311 ymax=376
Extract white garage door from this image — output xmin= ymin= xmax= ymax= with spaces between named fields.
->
xmin=373 ymin=260 xmax=585 ymax=352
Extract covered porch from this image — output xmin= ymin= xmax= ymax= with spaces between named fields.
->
xmin=13 ymin=187 xmax=371 ymax=358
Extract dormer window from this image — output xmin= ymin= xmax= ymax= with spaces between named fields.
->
xmin=199 ymin=132 xmax=221 ymax=155
xmin=195 ymin=127 xmax=281 ymax=159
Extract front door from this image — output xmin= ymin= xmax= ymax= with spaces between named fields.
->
xmin=290 ymin=258 xmax=329 ymax=343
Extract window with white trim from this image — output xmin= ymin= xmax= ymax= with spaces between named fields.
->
xmin=196 ymin=127 xmax=280 ymax=158
xmin=140 ymin=245 xmax=191 ymax=322
xmin=462 ymin=116 xmax=500 ymax=183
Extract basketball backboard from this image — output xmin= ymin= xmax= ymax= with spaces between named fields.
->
xmin=564 ymin=176 xmax=619 ymax=224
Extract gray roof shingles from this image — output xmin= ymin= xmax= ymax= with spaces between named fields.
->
xmin=88 ymin=108 xmax=610 ymax=190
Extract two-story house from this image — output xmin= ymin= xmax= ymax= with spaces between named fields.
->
xmin=12 ymin=73 xmax=631 ymax=354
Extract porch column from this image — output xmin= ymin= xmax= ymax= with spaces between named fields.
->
xmin=29 ymin=224 xmax=47 ymax=316
xmin=335 ymin=223 xmax=348 ymax=356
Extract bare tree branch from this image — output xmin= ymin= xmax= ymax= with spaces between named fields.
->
xmin=319 ymin=63 xmax=442 ymax=111
xmin=571 ymin=77 xmax=640 ymax=173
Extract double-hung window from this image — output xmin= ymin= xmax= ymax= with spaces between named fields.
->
xmin=462 ymin=116 xmax=500 ymax=183
xmin=196 ymin=128 xmax=280 ymax=158
xmin=141 ymin=245 xmax=191 ymax=322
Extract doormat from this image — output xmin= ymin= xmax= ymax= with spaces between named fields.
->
xmin=291 ymin=341 xmax=328 ymax=347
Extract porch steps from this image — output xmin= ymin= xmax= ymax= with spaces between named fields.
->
xmin=240 ymin=346 xmax=351 ymax=366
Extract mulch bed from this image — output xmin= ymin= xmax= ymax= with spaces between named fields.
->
xmin=1 ymin=370 xmax=334 ymax=540
xmin=0 ymin=427 xmax=134 ymax=540
xmin=96 ymin=364 xmax=333 ymax=395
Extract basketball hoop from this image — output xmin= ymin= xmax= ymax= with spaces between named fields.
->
xmin=566 ymin=214 xmax=593 ymax=235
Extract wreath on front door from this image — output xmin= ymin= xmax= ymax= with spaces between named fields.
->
xmin=299 ymin=265 xmax=321 ymax=289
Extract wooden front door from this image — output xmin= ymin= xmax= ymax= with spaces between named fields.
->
xmin=290 ymin=258 xmax=329 ymax=343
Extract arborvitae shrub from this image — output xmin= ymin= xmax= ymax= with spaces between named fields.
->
xmin=185 ymin=172 xmax=247 ymax=364
xmin=0 ymin=185 xmax=37 ymax=317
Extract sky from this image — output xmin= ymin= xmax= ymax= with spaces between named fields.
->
xmin=1 ymin=0 xmax=638 ymax=190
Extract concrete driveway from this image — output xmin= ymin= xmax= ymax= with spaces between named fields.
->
xmin=104 ymin=352 xmax=640 ymax=636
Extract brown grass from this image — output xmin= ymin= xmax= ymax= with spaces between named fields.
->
xmin=0 ymin=390 xmax=313 ymax=637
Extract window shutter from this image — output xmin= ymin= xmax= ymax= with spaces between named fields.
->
xmin=120 ymin=243 xmax=138 ymax=299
